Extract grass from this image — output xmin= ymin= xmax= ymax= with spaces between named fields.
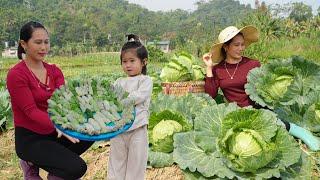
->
xmin=0 ymin=52 xmax=119 ymax=67
xmin=0 ymin=53 xmax=120 ymax=80
xmin=267 ymin=36 xmax=320 ymax=62
xmin=244 ymin=35 xmax=320 ymax=64
xmin=0 ymin=52 xmax=165 ymax=80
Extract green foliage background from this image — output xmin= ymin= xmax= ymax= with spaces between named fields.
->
xmin=0 ymin=0 xmax=319 ymax=63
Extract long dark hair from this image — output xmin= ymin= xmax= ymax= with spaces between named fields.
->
xmin=221 ymin=32 xmax=244 ymax=60
xmin=120 ymin=34 xmax=148 ymax=75
xmin=18 ymin=21 xmax=47 ymax=59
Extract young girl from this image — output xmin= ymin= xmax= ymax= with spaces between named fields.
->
xmin=107 ymin=34 xmax=153 ymax=180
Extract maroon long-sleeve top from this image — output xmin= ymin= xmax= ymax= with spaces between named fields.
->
xmin=205 ymin=56 xmax=260 ymax=107
xmin=6 ymin=60 xmax=65 ymax=135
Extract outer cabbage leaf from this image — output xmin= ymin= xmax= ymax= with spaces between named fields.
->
xmin=281 ymin=74 xmax=319 ymax=106
xmin=194 ymin=103 xmax=239 ymax=133
xmin=275 ymin=99 xmax=320 ymax=135
xmin=173 ymin=131 xmax=224 ymax=178
xmin=147 ymin=149 xmax=174 ymax=168
xmin=280 ymin=150 xmax=315 ymax=180
xmin=151 ymin=93 xmax=216 ymax=125
xmin=183 ymin=169 xmax=221 ymax=180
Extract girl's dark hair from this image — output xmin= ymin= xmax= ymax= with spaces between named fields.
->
xmin=221 ymin=32 xmax=244 ymax=60
xmin=120 ymin=34 xmax=148 ymax=75
xmin=18 ymin=21 xmax=47 ymax=59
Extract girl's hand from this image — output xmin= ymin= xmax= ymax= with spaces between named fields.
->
xmin=202 ymin=53 xmax=214 ymax=68
xmin=56 ymin=128 xmax=80 ymax=143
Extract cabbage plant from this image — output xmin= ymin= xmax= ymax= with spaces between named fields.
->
xmin=0 ymin=86 xmax=11 ymax=131
xmin=148 ymin=93 xmax=216 ymax=168
xmin=275 ymin=93 xmax=320 ymax=136
xmin=218 ymin=109 xmax=279 ymax=173
xmin=173 ymin=103 xmax=304 ymax=179
xmin=148 ymin=110 xmax=191 ymax=167
xmin=149 ymin=111 xmax=190 ymax=153
xmin=246 ymin=56 xmax=320 ymax=109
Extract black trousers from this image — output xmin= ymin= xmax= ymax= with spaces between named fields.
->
xmin=15 ymin=127 xmax=94 ymax=180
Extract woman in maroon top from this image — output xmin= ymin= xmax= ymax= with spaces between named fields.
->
xmin=203 ymin=25 xmax=320 ymax=151
xmin=203 ymin=26 xmax=260 ymax=107
xmin=6 ymin=21 xmax=93 ymax=180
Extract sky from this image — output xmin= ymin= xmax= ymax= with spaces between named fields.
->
xmin=128 ymin=0 xmax=320 ymax=14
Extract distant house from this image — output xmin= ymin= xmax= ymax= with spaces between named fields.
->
xmin=2 ymin=41 xmax=17 ymax=58
xmin=2 ymin=47 xmax=17 ymax=58
xmin=147 ymin=40 xmax=170 ymax=53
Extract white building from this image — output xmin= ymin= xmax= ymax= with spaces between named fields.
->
xmin=2 ymin=41 xmax=18 ymax=58
xmin=2 ymin=47 xmax=17 ymax=58
xmin=147 ymin=41 xmax=170 ymax=53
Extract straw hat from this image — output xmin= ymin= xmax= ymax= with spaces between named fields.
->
xmin=210 ymin=25 xmax=259 ymax=63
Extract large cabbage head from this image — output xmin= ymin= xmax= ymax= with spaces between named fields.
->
xmin=218 ymin=109 xmax=279 ymax=173
xmin=267 ymin=75 xmax=293 ymax=100
xmin=152 ymin=119 xmax=183 ymax=153
xmin=152 ymin=120 xmax=182 ymax=142
xmin=228 ymin=131 xmax=262 ymax=157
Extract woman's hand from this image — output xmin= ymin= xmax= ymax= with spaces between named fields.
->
xmin=202 ymin=53 xmax=214 ymax=68
xmin=202 ymin=53 xmax=214 ymax=77
xmin=56 ymin=128 xmax=80 ymax=143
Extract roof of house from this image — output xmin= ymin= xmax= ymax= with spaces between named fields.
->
xmin=147 ymin=40 xmax=170 ymax=45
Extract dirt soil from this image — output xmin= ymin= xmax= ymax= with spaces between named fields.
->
xmin=0 ymin=130 xmax=184 ymax=180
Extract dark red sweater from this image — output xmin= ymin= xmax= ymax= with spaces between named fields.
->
xmin=6 ymin=60 xmax=64 ymax=134
xmin=205 ymin=56 xmax=260 ymax=107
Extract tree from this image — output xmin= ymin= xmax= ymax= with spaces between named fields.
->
xmin=0 ymin=0 xmax=254 ymax=55
xmin=289 ymin=2 xmax=313 ymax=22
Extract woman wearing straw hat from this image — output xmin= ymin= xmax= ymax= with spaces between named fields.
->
xmin=203 ymin=25 xmax=260 ymax=107
xmin=202 ymin=25 xmax=320 ymax=151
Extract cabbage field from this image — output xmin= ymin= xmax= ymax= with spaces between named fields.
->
xmin=1 ymin=53 xmax=320 ymax=179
